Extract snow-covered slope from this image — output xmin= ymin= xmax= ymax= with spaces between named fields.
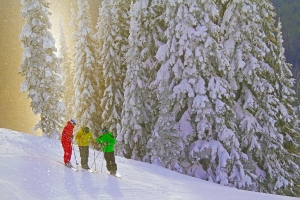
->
xmin=0 ymin=128 xmax=298 ymax=200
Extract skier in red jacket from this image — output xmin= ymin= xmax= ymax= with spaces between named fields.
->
xmin=61 ymin=119 xmax=77 ymax=167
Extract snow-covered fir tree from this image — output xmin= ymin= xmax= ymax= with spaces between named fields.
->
xmin=117 ymin=0 xmax=167 ymax=160
xmin=146 ymin=1 xmax=242 ymax=184
xmin=58 ymin=15 xmax=74 ymax=119
xmin=275 ymin=19 xmax=300 ymax=153
xmin=73 ymin=0 xmax=99 ymax=131
xmin=69 ymin=4 xmax=78 ymax=117
xmin=19 ymin=0 xmax=65 ymax=138
xmin=70 ymin=4 xmax=77 ymax=42
xmin=95 ymin=0 xmax=131 ymax=136
xmin=221 ymin=0 xmax=299 ymax=195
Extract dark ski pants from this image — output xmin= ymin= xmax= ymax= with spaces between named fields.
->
xmin=79 ymin=146 xmax=89 ymax=168
xmin=104 ymin=151 xmax=117 ymax=173
xmin=62 ymin=143 xmax=72 ymax=164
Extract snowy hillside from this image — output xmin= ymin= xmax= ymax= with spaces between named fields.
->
xmin=0 ymin=128 xmax=298 ymax=200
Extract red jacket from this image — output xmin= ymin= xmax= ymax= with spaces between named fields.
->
xmin=61 ymin=121 xmax=75 ymax=146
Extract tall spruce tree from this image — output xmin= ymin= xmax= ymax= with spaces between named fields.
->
xmin=73 ymin=0 xmax=99 ymax=130
xmin=95 ymin=0 xmax=131 ymax=136
xmin=221 ymin=0 xmax=299 ymax=195
xmin=275 ymin=19 xmax=300 ymax=153
xmin=147 ymin=0 xmax=241 ymax=184
xmin=59 ymin=15 xmax=74 ymax=119
xmin=275 ymin=20 xmax=300 ymax=195
xmin=117 ymin=0 xmax=167 ymax=160
xmin=19 ymin=0 xmax=65 ymax=137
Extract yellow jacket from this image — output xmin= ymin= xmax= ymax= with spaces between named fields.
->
xmin=75 ymin=127 xmax=95 ymax=146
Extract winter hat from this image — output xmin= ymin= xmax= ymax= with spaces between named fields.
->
xmin=70 ymin=119 xmax=77 ymax=125
xmin=102 ymin=127 xmax=108 ymax=133
xmin=84 ymin=126 xmax=89 ymax=133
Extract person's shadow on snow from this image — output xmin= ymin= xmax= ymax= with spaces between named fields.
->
xmin=64 ymin=168 xmax=80 ymax=199
xmin=104 ymin=174 xmax=122 ymax=199
xmin=80 ymin=170 xmax=98 ymax=199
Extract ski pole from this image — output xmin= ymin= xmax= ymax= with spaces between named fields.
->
xmin=90 ymin=149 xmax=101 ymax=168
xmin=72 ymin=141 xmax=79 ymax=169
xmin=93 ymin=146 xmax=97 ymax=171
xmin=101 ymin=155 xmax=104 ymax=172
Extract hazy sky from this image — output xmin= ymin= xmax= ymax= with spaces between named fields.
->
xmin=0 ymin=0 xmax=101 ymax=135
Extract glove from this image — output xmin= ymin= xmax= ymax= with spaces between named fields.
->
xmin=95 ymin=144 xmax=101 ymax=151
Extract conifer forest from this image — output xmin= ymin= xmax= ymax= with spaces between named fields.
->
xmin=19 ymin=0 xmax=300 ymax=197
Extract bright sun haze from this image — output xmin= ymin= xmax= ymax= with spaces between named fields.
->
xmin=0 ymin=0 xmax=100 ymax=136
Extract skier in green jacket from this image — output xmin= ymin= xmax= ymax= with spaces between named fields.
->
xmin=96 ymin=127 xmax=117 ymax=175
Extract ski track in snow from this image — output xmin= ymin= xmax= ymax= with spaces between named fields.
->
xmin=0 ymin=128 xmax=299 ymax=200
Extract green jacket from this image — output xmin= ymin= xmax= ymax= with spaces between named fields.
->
xmin=75 ymin=127 xmax=95 ymax=146
xmin=96 ymin=131 xmax=116 ymax=152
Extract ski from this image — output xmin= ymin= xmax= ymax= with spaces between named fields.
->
xmin=57 ymin=161 xmax=79 ymax=171
xmin=69 ymin=166 xmax=79 ymax=171
xmin=89 ymin=169 xmax=99 ymax=173
xmin=111 ymin=174 xmax=122 ymax=178
xmin=82 ymin=168 xmax=99 ymax=173
xmin=107 ymin=171 xmax=122 ymax=178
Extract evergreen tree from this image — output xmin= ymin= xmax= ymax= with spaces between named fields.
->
xmin=221 ymin=0 xmax=299 ymax=195
xmin=69 ymin=4 xmax=79 ymax=119
xmin=19 ymin=0 xmax=65 ymax=138
xmin=262 ymin=15 xmax=300 ymax=196
xmin=147 ymin=0 xmax=240 ymax=183
xmin=73 ymin=0 xmax=99 ymax=130
xmin=95 ymin=0 xmax=131 ymax=136
xmin=70 ymin=4 xmax=77 ymax=42
xmin=117 ymin=0 xmax=166 ymax=160
xmin=59 ymin=15 xmax=74 ymax=119
xmin=274 ymin=20 xmax=299 ymax=155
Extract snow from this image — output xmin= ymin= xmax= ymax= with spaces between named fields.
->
xmin=20 ymin=80 xmax=29 ymax=92
xmin=0 ymin=128 xmax=298 ymax=200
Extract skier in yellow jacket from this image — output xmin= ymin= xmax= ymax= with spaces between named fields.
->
xmin=75 ymin=126 xmax=95 ymax=170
